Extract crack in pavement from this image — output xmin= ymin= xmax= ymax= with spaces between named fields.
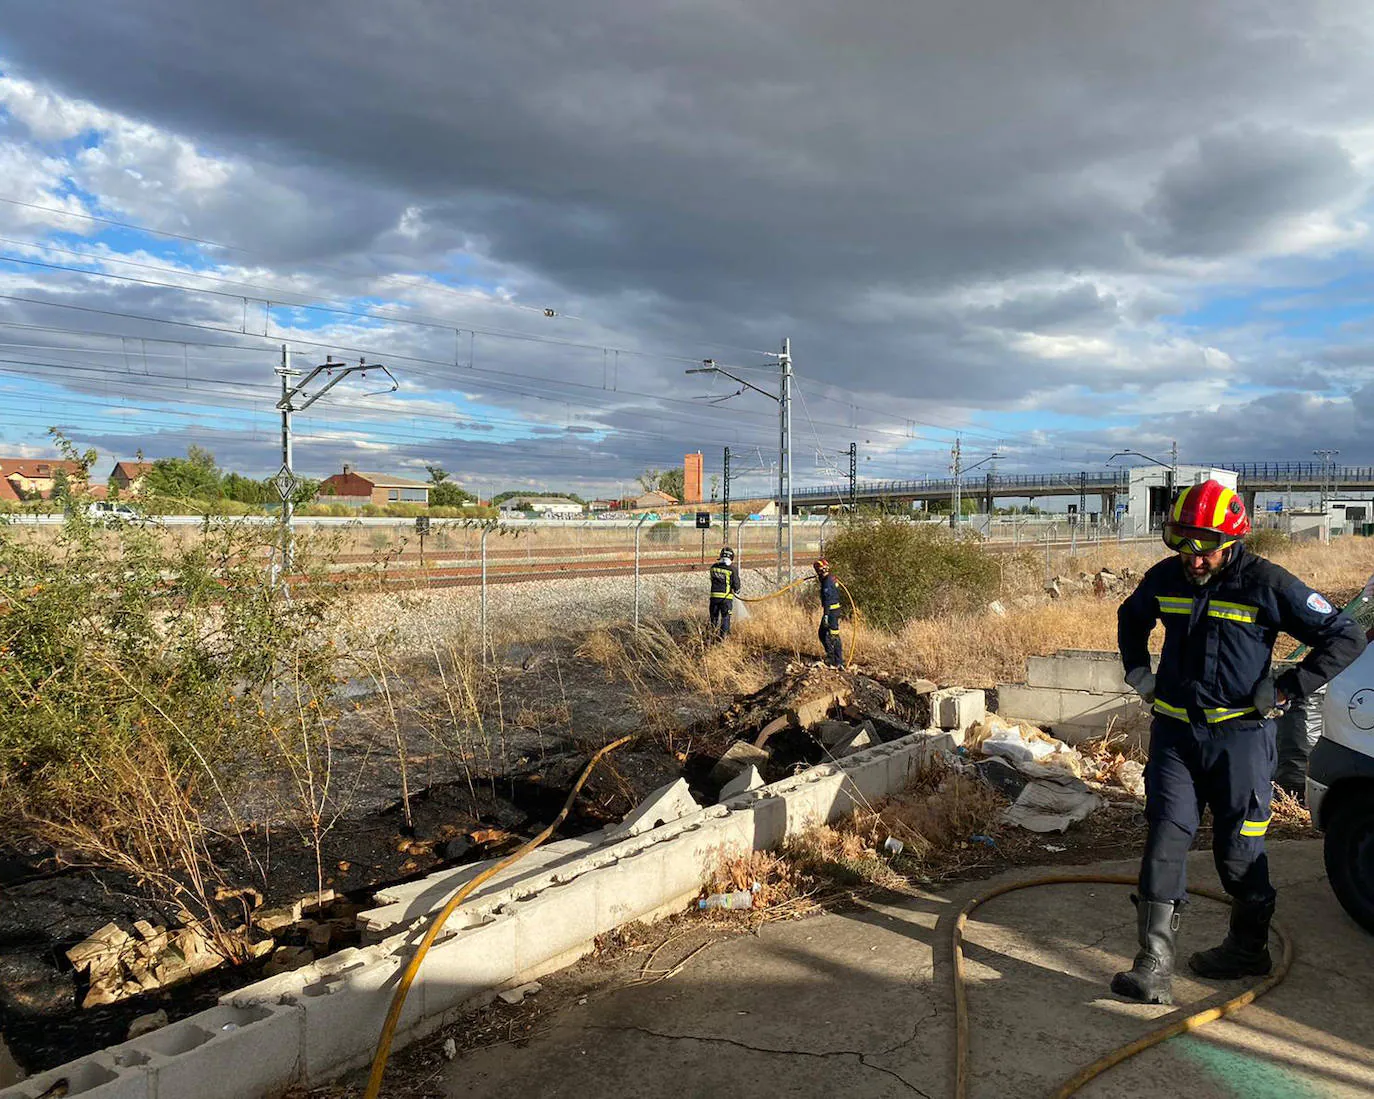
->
xmin=587 ymin=1023 xmax=932 ymax=1097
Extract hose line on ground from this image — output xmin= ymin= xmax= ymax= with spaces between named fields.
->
xmin=952 ymin=873 xmax=1294 ymax=1099
xmin=362 ymin=733 xmax=637 ymax=1099
xmin=732 ymin=574 xmax=863 ymax=665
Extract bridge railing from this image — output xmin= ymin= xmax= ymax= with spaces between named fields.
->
xmin=790 ymin=469 xmax=1130 ymax=500
xmin=1208 ymin=461 xmax=1374 ymax=485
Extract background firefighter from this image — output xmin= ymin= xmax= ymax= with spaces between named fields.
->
xmin=1112 ymin=480 xmax=1365 ymax=1006
xmin=708 ymin=546 xmax=741 ymax=639
xmin=813 ymin=558 xmax=844 ymax=667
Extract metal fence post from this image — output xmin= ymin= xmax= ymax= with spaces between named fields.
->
xmin=480 ymin=525 xmax=489 ymax=664
xmin=1044 ymin=527 xmax=1051 ymax=583
xmin=819 ymin=514 xmax=831 ymax=552
xmin=634 ymin=513 xmax=650 ymax=630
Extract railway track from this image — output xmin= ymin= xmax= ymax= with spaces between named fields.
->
xmin=292 ymin=536 xmax=1157 ymax=590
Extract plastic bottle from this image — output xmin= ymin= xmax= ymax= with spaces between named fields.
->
xmin=698 ymin=890 xmax=754 ymax=910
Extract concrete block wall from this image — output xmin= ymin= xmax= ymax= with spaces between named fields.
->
xmin=998 ymin=650 xmax=1153 ymax=745
xmin=1 ymin=727 xmax=959 ymax=1099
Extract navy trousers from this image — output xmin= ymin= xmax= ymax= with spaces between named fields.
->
xmin=818 ymin=612 xmax=843 ymax=666
xmin=709 ymin=599 xmax=732 ymax=638
xmin=1138 ymin=715 xmax=1277 ymax=906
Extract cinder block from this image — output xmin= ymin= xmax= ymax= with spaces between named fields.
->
xmin=933 ymin=688 xmax=986 ymax=732
xmin=258 ymin=944 xmax=425 ymax=1083
xmin=511 ymin=873 xmax=600 ymax=974
xmin=0 ymin=1054 xmax=147 ymax=1099
xmin=414 ymin=914 xmax=517 ymax=1018
xmin=997 ymin=683 xmax=1149 ymax=731
xmin=1027 ymin=652 xmax=1133 ymax=694
xmin=125 ymin=1002 xmax=303 ymax=1099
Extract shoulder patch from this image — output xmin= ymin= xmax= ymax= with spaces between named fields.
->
xmin=1307 ymin=591 xmax=1334 ymax=615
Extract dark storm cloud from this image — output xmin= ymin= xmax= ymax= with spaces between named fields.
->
xmin=4 ymin=0 xmax=1374 ymax=480
xmin=1144 ymin=127 xmax=1361 ymax=257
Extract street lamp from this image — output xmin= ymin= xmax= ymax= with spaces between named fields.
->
xmin=686 ymin=340 xmax=793 ymax=584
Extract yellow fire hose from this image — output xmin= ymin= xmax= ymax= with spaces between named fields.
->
xmin=953 ymin=874 xmax=1293 ymax=1098
xmin=733 ymin=573 xmax=862 ymax=665
xmin=362 ymin=734 xmax=635 ymax=1099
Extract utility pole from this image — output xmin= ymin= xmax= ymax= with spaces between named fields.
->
xmin=274 ymin=349 xmax=398 ymax=579
xmin=686 ymin=339 xmax=793 ymax=585
xmin=1314 ymin=449 xmax=1339 ymax=508
xmin=779 ymin=337 xmax=793 ymax=584
xmin=275 ymin=347 xmax=299 ymax=580
xmin=1169 ymin=439 xmax=1178 ymax=501
xmin=722 ymin=446 xmax=731 ymax=540
xmin=848 ymin=441 xmax=857 ymax=513
xmin=950 ymin=436 xmax=962 ymax=529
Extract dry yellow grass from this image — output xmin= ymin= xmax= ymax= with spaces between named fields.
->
xmin=729 ymin=538 xmax=1374 ymax=687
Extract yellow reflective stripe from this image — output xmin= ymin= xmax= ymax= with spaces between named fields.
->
xmin=1204 ymin=707 xmax=1257 ymax=723
xmin=1153 ymin=699 xmax=1189 ymax=719
xmin=1213 ymin=488 xmax=1236 ymax=529
xmin=1157 ymin=595 xmax=1194 ymax=615
xmin=1210 ymin=600 xmax=1259 ymax=623
xmin=1172 ymin=493 xmax=1187 ymax=522
xmin=826 ymin=603 xmax=841 ymax=610
xmin=1208 ymin=608 xmax=1257 ymax=624
xmin=1239 ymin=817 xmax=1270 ymax=838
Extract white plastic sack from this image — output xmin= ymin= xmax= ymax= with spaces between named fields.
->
xmin=982 ymin=729 xmax=1056 ymax=764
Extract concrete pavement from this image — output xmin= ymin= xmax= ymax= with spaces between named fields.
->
xmin=436 ymin=840 xmax=1373 ymax=1098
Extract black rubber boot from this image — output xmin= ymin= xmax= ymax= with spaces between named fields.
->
xmin=1111 ymin=896 xmax=1179 ymax=1005
xmin=1189 ymin=899 xmax=1274 ymax=979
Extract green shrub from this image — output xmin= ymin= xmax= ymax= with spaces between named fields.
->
xmin=1245 ymin=528 xmax=1290 ymax=555
xmin=822 ymin=517 xmax=1000 ymax=629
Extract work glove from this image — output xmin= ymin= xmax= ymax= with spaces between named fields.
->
xmin=1124 ymin=667 xmax=1156 ymax=703
xmin=1253 ymin=677 xmax=1288 ymax=717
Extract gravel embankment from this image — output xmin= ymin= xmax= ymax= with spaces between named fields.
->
xmin=337 ymin=568 xmax=799 ymax=651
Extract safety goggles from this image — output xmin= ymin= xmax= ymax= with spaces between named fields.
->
xmin=1162 ymin=522 xmax=1236 ymax=556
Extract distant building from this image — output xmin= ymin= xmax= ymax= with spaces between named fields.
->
xmin=109 ymin=460 xmax=156 ymax=494
xmin=634 ymin=489 xmax=679 ymax=509
xmin=0 ymin=458 xmax=87 ymax=502
xmin=499 ymin=495 xmax=585 ymax=518
xmin=683 ymin=452 xmax=703 ymax=504
xmin=316 ymin=465 xmax=431 ymax=507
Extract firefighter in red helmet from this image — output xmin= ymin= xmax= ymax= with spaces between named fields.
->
xmin=1112 ymin=480 xmax=1364 ymax=1005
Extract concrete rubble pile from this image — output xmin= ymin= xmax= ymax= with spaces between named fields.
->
xmin=697 ymin=663 xmax=956 ymax=793
xmin=65 ymin=889 xmax=354 ymax=1009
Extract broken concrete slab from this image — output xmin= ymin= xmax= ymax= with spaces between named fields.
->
xmin=609 ymin=778 xmax=701 ymax=838
xmin=709 ymin=741 xmax=771 ymax=786
xmin=830 ymin=725 xmax=876 ymax=758
xmin=813 ymin=719 xmax=859 ymax=747
xmin=718 ymin=765 xmax=765 ymax=800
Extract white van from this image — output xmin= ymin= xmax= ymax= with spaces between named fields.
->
xmin=1310 ymin=633 xmax=1374 ymax=934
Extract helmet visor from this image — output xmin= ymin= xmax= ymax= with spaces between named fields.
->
xmin=1163 ymin=522 xmax=1235 ymax=556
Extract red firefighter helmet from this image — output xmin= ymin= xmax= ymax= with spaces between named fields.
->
xmin=813 ymin=557 xmax=830 ymax=575
xmin=1163 ymin=480 xmax=1250 ymax=555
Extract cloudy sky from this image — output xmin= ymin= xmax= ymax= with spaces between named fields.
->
xmin=2 ymin=1 xmax=1374 ymax=497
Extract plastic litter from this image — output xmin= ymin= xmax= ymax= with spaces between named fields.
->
xmin=882 ymin=837 xmax=905 ymax=857
xmin=698 ymin=890 xmax=754 ymax=910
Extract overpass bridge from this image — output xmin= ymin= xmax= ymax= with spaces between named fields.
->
xmin=787 ymin=461 xmax=1374 ymax=511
